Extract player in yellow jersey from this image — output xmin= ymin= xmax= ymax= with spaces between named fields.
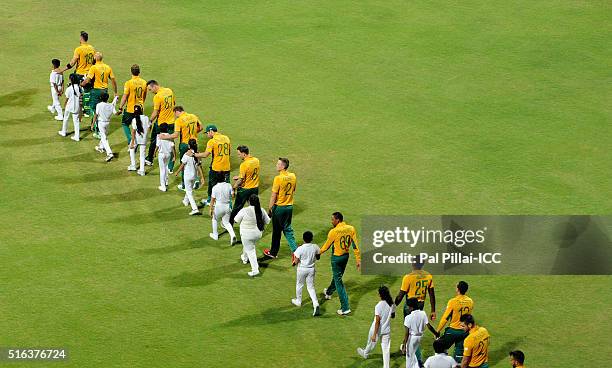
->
xmin=145 ymin=80 xmax=176 ymax=167
xmin=117 ymin=64 xmax=147 ymax=144
xmin=158 ymin=106 xmax=202 ymax=190
xmin=460 ymin=314 xmax=490 ymax=368
xmin=191 ymin=125 xmax=230 ymax=204
xmin=59 ymin=31 xmax=95 ymax=116
xmin=81 ymin=52 xmax=117 ymax=137
xmin=319 ymin=212 xmax=360 ymax=315
xmin=263 ymin=158 xmax=297 ymax=259
xmin=437 ymin=281 xmax=473 ymax=363
xmin=229 ymin=145 xmax=260 ymax=225
xmin=509 ymin=351 xmax=525 ymax=368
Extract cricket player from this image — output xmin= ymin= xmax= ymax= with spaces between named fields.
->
xmin=263 ymin=158 xmax=297 ymax=259
xmin=291 ymin=231 xmax=320 ymax=317
xmin=82 ymin=52 xmax=117 ymax=137
xmin=401 ymin=298 xmax=428 ymax=368
xmin=117 ymin=64 xmax=147 ymax=144
xmin=436 ymin=281 xmax=473 ymax=363
xmin=459 ymin=314 xmax=490 ymax=368
xmin=192 ymin=125 xmax=230 ymax=205
xmin=155 ymin=123 xmax=176 ymax=192
xmin=145 ymin=80 xmax=176 ymax=167
xmin=48 ymin=58 xmax=64 ymax=121
xmin=128 ymin=105 xmax=151 ymax=176
xmin=59 ymin=31 xmax=95 ymax=116
xmin=93 ymin=92 xmax=117 ymax=162
xmin=229 ymin=145 xmax=259 ymax=225
xmin=59 ymin=74 xmax=82 ymax=142
xmin=158 ymin=106 xmax=202 ymax=190
xmin=209 ymin=171 xmax=237 ymax=244
xmin=319 ymin=212 xmax=361 ymax=315
xmin=357 ymin=285 xmax=395 ymax=368
xmin=395 ymin=262 xmax=436 ymax=366
xmin=508 ymin=351 xmax=525 ymax=368
xmin=175 ymin=139 xmax=200 ymax=216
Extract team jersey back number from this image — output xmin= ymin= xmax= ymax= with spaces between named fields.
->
xmin=283 ymin=182 xmax=294 ymax=197
xmin=338 ymin=234 xmax=353 ymax=251
xmin=475 ymin=337 xmax=490 ymax=357
xmin=163 ymin=95 xmax=174 ymax=109
xmin=85 ymin=52 xmax=94 ymax=65
xmin=458 ymin=305 xmax=471 ymax=317
xmin=135 ymin=86 xmax=144 ymax=99
xmin=250 ymin=168 xmax=259 ymax=180
xmin=216 ymin=143 xmax=230 ymax=156
xmin=186 ymin=122 xmax=197 ymax=137
xmin=99 ymin=71 xmax=105 ymax=83
xmin=414 ymin=279 xmax=429 ymax=298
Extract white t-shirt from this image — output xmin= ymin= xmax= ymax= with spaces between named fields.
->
xmin=181 ymin=153 xmax=197 ymax=180
xmin=131 ymin=115 xmax=151 ymax=145
xmin=96 ymin=101 xmax=116 ymax=123
xmin=235 ymin=206 xmax=270 ymax=232
xmin=373 ymin=300 xmax=395 ymax=335
xmin=64 ymin=84 xmax=81 ymax=113
xmin=156 ymin=136 xmax=174 ymax=155
xmin=211 ymin=182 xmax=233 ymax=205
xmin=294 ymin=243 xmax=320 ymax=269
xmin=49 ymin=71 xmax=63 ymax=88
xmin=424 ymin=353 xmax=458 ymax=368
xmin=404 ymin=309 xmax=428 ymax=336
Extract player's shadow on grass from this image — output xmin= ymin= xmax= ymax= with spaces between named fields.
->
xmin=110 ymin=206 xmax=189 ymax=225
xmin=217 ymin=304 xmax=328 ymax=329
xmin=340 ymin=275 xmax=396 ymax=312
xmin=0 ymin=112 xmax=49 ymax=127
xmin=85 ymin=187 xmax=161 ymax=203
xmin=2 ymin=136 xmax=64 ymax=147
xmin=50 ymin=169 xmax=128 ymax=185
xmin=347 ymin=352 xmax=405 ymax=368
xmin=488 ymin=337 xmax=524 ymax=364
xmin=166 ymin=262 xmax=246 ymax=287
xmin=0 ymin=88 xmax=38 ymax=108
xmin=139 ymin=238 xmax=208 ymax=255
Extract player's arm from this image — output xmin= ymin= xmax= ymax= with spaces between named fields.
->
xmin=436 ymin=302 xmax=453 ymax=332
xmin=92 ymin=111 xmax=98 ymax=130
xmin=60 ymin=54 xmax=79 ymax=73
xmin=150 ymin=109 xmax=159 ymax=123
xmin=130 ymin=126 xmax=136 ymax=148
xmin=159 ymin=131 xmax=179 ymax=140
xmin=401 ymin=325 xmax=410 ymax=355
xmin=371 ymin=315 xmax=381 ymax=342
xmin=268 ymin=176 xmax=280 ymax=214
xmin=351 ymin=230 xmax=361 ymax=270
xmin=319 ymin=232 xmax=334 ymax=255
xmin=426 ymin=323 xmax=440 ymax=338
xmin=428 ymin=286 xmax=436 ymax=320
xmin=460 ymin=355 xmax=471 ymax=368
xmin=209 ymin=196 xmax=217 ymax=217
xmin=460 ymin=339 xmax=472 ymax=368
xmin=118 ymin=87 xmax=128 ymax=114
xmin=233 ymin=165 xmax=245 ymax=189
xmin=111 ymin=76 xmax=117 ymax=95
xmin=395 ymin=289 xmax=407 ymax=306
xmin=174 ymin=162 xmax=185 ymax=175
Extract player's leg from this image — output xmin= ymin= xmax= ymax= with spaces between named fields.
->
xmin=71 ymin=113 xmax=80 ymax=141
xmin=166 ymin=124 xmax=175 ymax=171
xmin=121 ymin=111 xmax=133 ymax=144
xmin=229 ymin=188 xmax=247 ymax=224
xmin=99 ymin=121 xmax=113 ymax=159
xmin=220 ymin=204 xmax=236 ymax=242
xmin=243 ymin=231 xmax=260 ymax=274
xmin=184 ymin=177 xmax=198 ymax=214
xmin=129 ymin=147 xmax=137 ymax=169
xmin=280 ymin=205 xmax=297 ymax=252
xmin=362 ymin=323 xmax=377 ymax=357
xmin=146 ymin=122 xmax=159 ymax=163
xmin=380 ymin=333 xmax=390 ymax=368
xmin=158 ymin=153 xmax=168 ymax=189
xmin=206 ymin=169 xmax=217 ymax=202
xmin=138 ymin=145 xmax=146 ymax=174
xmin=305 ymin=268 xmax=318 ymax=307
xmin=52 ymin=89 xmax=63 ymax=119
xmin=294 ymin=268 xmax=306 ymax=305
xmin=60 ymin=112 xmax=69 ymax=135
xmin=269 ymin=206 xmax=281 ymax=256
xmin=332 ymin=254 xmax=350 ymax=312
xmin=177 ymin=143 xmax=188 ymax=188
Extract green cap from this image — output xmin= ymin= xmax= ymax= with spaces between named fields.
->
xmin=205 ymin=124 xmax=218 ymax=133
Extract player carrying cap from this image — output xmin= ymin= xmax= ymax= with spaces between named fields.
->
xmin=58 ymin=31 xmax=95 ymax=116
xmin=319 ymin=211 xmax=361 ymax=315
xmin=145 ymin=80 xmax=176 ymax=167
xmin=436 ymin=281 xmax=473 ymax=363
xmin=229 ymin=145 xmax=259 ymax=225
xmin=263 ymin=157 xmax=297 ymax=259
xmin=158 ymin=106 xmax=202 ymax=190
xmin=117 ymin=64 xmax=147 ymax=144
xmin=82 ymin=52 xmax=117 ymax=138
xmin=459 ymin=314 xmax=490 ymax=368
xmin=193 ymin=125 xmax=230 ymax=206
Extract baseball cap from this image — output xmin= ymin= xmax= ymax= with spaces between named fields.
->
xmin=205 ymin=124 xmax=217 ymax=133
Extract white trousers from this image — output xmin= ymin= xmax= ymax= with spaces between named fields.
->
xmin=183 ymin=176 xmax=198 ymax=211
xmin=406 ymin=335 xmax=422 ymax=368
xmin=61 ymin=112 xmax=80 ymax=138
xmin=50 ymin=87 xmax=63 ymax=117
xmin=129 ymin=145 xmax=146 ymax=171
xmin=296 ymin=267 xmax=319 ymax=307
xmin=363 ymin=324 xmax=390 ymax=368
xmin=212 ymin=203 xmax=235 ymax=238
xmin=98 ymin=120 xmax=112 ymax=155
xmin=240 ymin=229 xmax=262 ymax=273
xmin=158 ymin=152 xmax=171 ymax=187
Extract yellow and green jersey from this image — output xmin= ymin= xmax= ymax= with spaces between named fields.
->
xmin=400 ymin=270 xmax=434 ymax=302
xmin=437 ymin=294 xmax=474 ymax=331
xmin=123 ymin=76 xmax=147 ymax=113
xmin=205 ymin=133 xmax=231 ymax=171
xmin=152 ymin=87 xmax=175 ymax=124
xmin=73 ymin=43 xmax=95 ymax=75
xmin=239 ymin=156 xmax=260 ymax=189
xmin=272 ymin=170 xmax=296 ymax=206
xmin=320 ymin=222 xmax=360 ymax=261
xmin=463 ymin=326 xmax=490 ymax=367
xmin=174 ymin=112 xmax=201 ymax=144
xmin=87 ymin=62 xmax=114 ymax=89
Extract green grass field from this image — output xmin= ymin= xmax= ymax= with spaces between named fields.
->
xmin=1 ymin=1 xmax=610 ymax=367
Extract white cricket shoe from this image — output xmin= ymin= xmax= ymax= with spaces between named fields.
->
xmin=158 ymin=185 xmax=167 ymax=192
xmin=230 ymin=235 xmax=237 ymax=246
xmin=95 ymin=146 xmax=105 ymax=153
xmin=291 ymin=299 xmax=301 ymax=307
xmin=127 ymin=165 xmax=137 ymax=171
xmin=201 ymin=199 xmax=210 ymax=206
xmin=247 ymin=271 xmax=260 ymax=277
xmin=209 ymin=233 xmax=219 ymax=240
xmin=189 ymin=209 xmax=200 ymax=216
xmin=54 ymin=115 xmax=63 ymax=121
xmin=145 ymin=160 xmax=153 ymax=166
xmin=47 ymin=105 xmax=54 ymax=114
xmin=137 ymin=170 xmax=145 ymax=176
xmin=57 ymin=131 xmax=67 ymax=137
xmin=357 ymin=348 xmax=368 ymax=359
xmin=105 ymin=154 xmax=114 ymax=162
xmin=323 ymin=288 xmax=332 ymax=300
xmin=240 ymin=253 xmax=249 ymax=264
xmin=177 ymin=184 xmax=185 ymax=191
xmin=337 ymin=309 xmax=351 ymax=316
xmin=182 ymin=199 xmax=189 ymax=207
xmin=70 ymin=135 xmax=79 ymax=142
